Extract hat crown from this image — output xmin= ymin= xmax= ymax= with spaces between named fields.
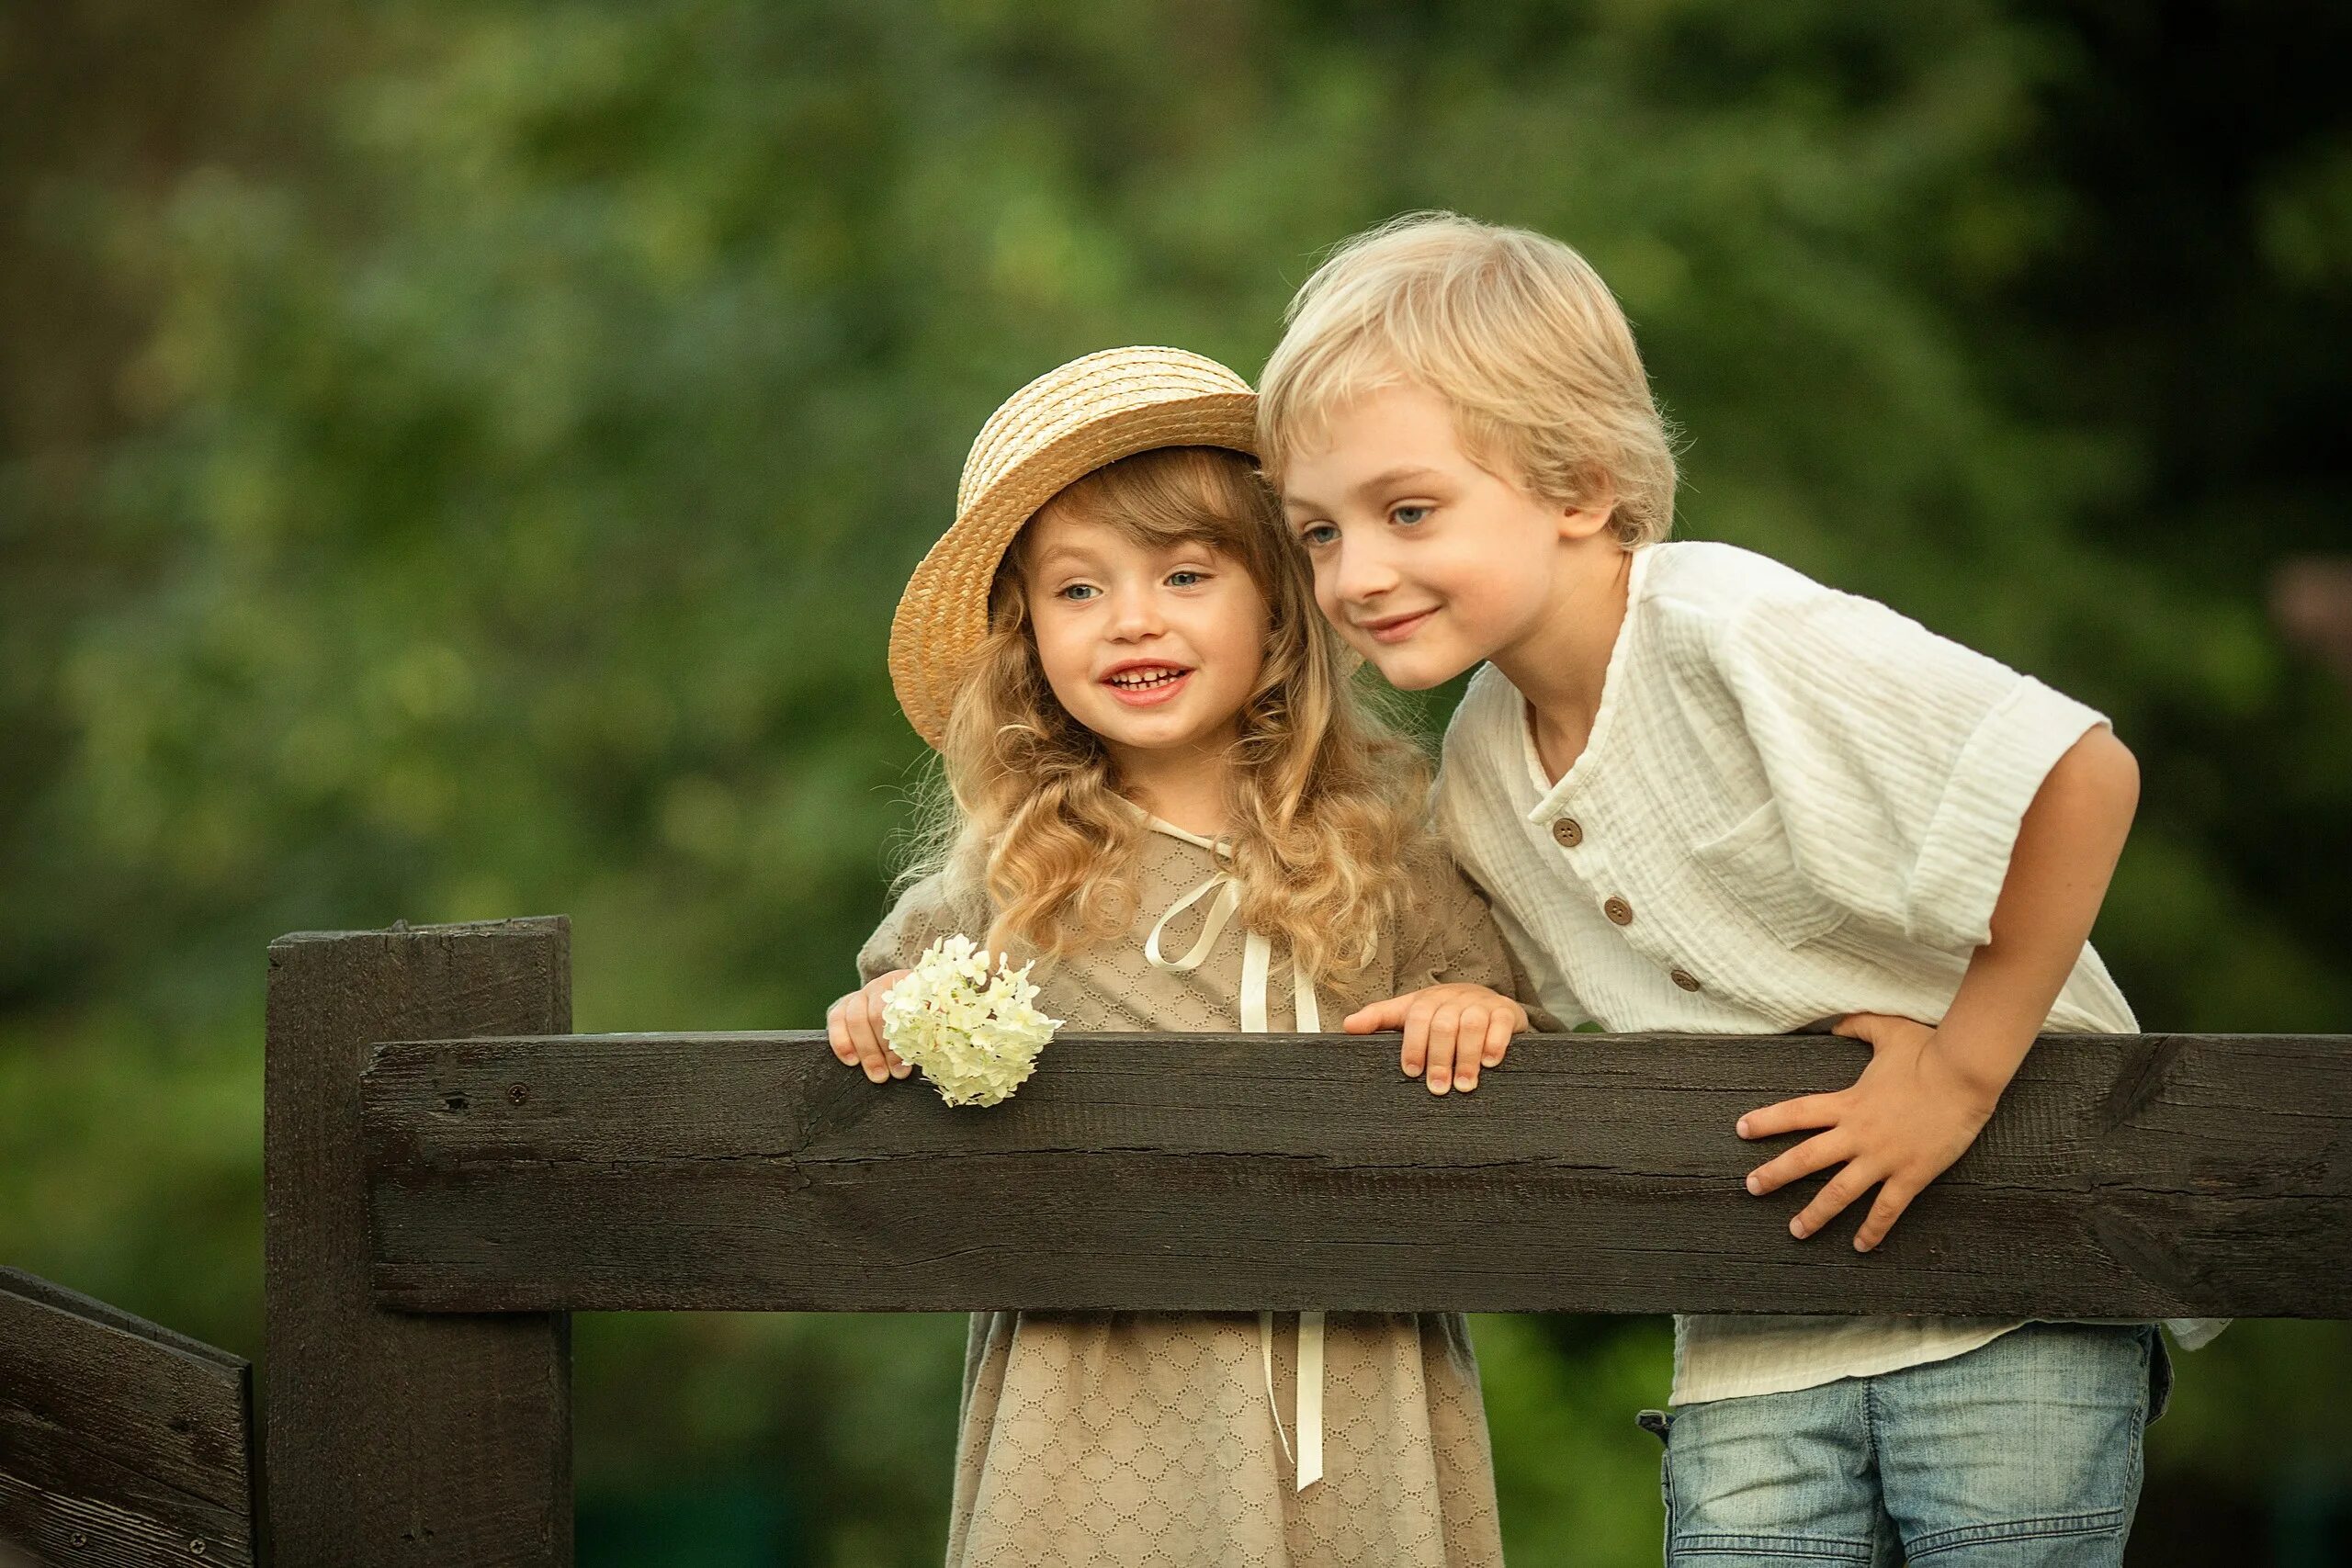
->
xmin=956 ymin=346 xmax=1254 ymax=515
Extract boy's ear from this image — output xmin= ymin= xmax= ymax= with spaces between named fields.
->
xmin=1556 ymin=477 xmax=1618 ymax=543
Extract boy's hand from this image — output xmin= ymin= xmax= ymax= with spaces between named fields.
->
xmin=1341 ymin=984 xmax=1528 ymax=1095
xmin=1737 ymin=1012 xmax=2001 ymax=1251
xmin=826 ymin=970 xmax=911 ymax=1083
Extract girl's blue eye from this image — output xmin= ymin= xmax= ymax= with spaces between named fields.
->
xmin=1392 ymin=504 xmax=1430 ymax=527
xmin=1298 ymin=523 xmax=1339 ymax=547
xmin=1167 ymin=570 xmax=1204 ymax=588
xmin=1057 ymin=583 xmax=1099 ymax=601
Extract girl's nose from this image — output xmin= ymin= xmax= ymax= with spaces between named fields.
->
xmin=1105 ymin=582 xmax=1167 ymax=639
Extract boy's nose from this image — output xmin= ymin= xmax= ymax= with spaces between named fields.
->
xmin=1330 ymin=542 xmax=1402 ymax=604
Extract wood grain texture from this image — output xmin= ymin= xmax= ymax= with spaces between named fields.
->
xmin=360 ymin=1030 xmax=2351 ymax=1316
xmin=0 ymin=1269 xmax=254 ymax=1568
xmin=264 ymin=919 xmax=572 ymax=1568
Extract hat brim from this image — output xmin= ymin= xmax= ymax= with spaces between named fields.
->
xmin=888 ymin=391 xmax=1259 ymax=750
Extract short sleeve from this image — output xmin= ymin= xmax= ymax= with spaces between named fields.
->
xmin=1392 ymin=846 xmax=1566 ymax=1029
xmin=1713 ymin=583 xmax=2108 ymax=953
xmin=855 ymin=871 xmax=992 ymax=984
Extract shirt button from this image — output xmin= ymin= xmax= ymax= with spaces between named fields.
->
xmin=1551 ymin=816 xmax=1583 ymax=848
xmin=1604 ymin=897 xmax=1634 ymax=926
xmin=1669 ymin=968 xmax=1702 ymax=992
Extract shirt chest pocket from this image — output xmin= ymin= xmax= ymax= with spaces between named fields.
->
xmin=1691 ymin=797 xmax=1849 ymax=950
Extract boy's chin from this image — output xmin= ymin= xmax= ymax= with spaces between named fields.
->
xmin=1363 ymin=644 xmax=1476 ymax=692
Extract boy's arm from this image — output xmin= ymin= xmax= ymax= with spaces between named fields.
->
xmin=1737 ymin=724 xmax=2140 ymax=1250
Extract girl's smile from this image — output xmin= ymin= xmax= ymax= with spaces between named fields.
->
xmin=1101 ymin=660 xmax=1196 ymax=705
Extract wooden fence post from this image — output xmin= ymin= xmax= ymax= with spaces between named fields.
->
xmin=263 ymin=919 xmax=572 ymax=1568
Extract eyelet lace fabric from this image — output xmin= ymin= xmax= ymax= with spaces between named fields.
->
xmin=857 ymin=828 xmax=1520 ymax=1566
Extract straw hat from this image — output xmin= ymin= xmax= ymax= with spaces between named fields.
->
xmin=888 ymin=345 xmax=1259 ymax=748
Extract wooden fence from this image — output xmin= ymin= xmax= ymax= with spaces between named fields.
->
xmin=6 ymin=914 xmax=2347 ymax=1566
xmin=0 ymin=1268 xmax=257 ymax=1568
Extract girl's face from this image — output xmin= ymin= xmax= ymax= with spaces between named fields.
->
xmin=1019 ymin=506 xmax=1271 ymax=773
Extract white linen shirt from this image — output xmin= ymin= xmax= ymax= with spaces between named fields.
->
xmin=1432 ymin=540 xmax=2222 ymax=1406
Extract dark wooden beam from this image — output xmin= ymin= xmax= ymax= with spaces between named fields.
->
xmin=265 ymin=919 xmax=573 ymax=1568
xmin=361 ymin=1030 xmax=2351 ymax=1317
xmin=0 ymin=1268 xmax=255 ymax=1568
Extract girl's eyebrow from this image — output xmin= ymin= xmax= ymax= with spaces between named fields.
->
xmin=1027 ymin=544 xmax=1105 ymax=575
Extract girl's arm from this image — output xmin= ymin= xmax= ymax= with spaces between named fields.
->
xmin=1340 ymin=851 xmax=1535 ymax=1096
xmin=831 ymin=870 xmax=983 ymax=1084
xmin=1736 ymin=724 xmax=2141 ymax=1249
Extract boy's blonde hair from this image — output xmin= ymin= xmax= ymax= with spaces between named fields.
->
xmin=1259 ymin=211 xmax=1677 ymax=546
xmin=905 ymin=445 xmax=1435 ymax=982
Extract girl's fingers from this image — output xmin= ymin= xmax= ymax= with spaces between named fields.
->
xmin=1790 ymin=1167 xmax=1878 ymax=1240
xmin=1399 ymin=999 xmax=1435 ymax=1076
xmin=845 ymin=998 xmax=892 ymax=1082
xmin=859 ymin=979 xmax=910 ymax=1077
xmin=1736 ymin=1092 xmax=1843 ymax=1141
xmin=1424 ymin=1006 xmax=1463 ymax=1094
xmin=1453 ymin=1005 xmax=1488 ymax=1091
xmin=1481 ymin=1009 xmax=1513 ymax=1067
xmin=1348 ymin=998 xmax=1413 ymax=1035
xmin=832 ymin=1001 xmax=860 ymax=1072
xmin=1744 ymin=1131 xmax=1848 ymax=1197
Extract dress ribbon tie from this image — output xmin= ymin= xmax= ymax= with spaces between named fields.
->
xmin=1144 ymin=863 xmax=1325 ymax=1492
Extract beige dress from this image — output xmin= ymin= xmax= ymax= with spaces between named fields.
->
xmin=857 ymin=818 xmax=1520 ymax=1568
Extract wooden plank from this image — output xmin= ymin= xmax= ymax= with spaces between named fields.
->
xmin=0 ymin=1268 xmax=255 ymax=1568
xmin=360 ymin=1030 xmax=2352 ymax=1317
xmin=264 ymin=919 xmax=573 ymax=1568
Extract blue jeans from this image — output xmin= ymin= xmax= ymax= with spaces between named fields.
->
xmin=1646 ymin=1323 xmax=2172 ymax=1566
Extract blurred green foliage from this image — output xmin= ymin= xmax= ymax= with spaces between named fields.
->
xmin=3 ymin=2 xmax=2346 ymax=1563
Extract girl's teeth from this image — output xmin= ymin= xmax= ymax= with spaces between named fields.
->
xmin=1110 ymin=670 xmax=1183 ymax=688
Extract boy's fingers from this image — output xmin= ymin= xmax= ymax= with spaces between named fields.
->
xmin=1453 ymin=1005 xmax=1487 ymax=1090
xmin=1481 ymin=1010 xmax=1514 ymax=1066
xmin=1789 ymin=1168 xmax=1877 ymax=1240
xmin=1347 ymin=998 xmax=1413 ymax=1035
xmin=1744 ymin=1131 xmax=1847 ymax=1197
xmin=1736 ymin=1092 xmax=1843 ymax=1140
xmin=1853 ymin=1179 xmax=1921 ymax=1253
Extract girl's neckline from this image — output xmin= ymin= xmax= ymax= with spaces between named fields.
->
xmin=1118 ymin=797 xmax=1231 ymax=856
xmin=1142 ymin=813 xmax=1226 ymax=853
xmin=1518 ymin=542 xmax=1656 ymax=800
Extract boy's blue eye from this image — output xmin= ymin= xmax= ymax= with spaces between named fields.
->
xmin=1392 ymin=504 xmax=1430 ymax=527
xmin=1167 ymin=570 xmax=1204 ymax=588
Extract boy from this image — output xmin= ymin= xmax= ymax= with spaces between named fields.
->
xmin=1257 ymin=212 xmax=2219 ymax=1566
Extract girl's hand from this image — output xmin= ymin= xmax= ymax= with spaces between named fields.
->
xmin=1341 ymin=984 xmax=1528 ymax=1095
xmin=1737 ymin=1011 xmax=2003 ymax=1251
xmin=826 ymin=970 xmax=911 ymax=1083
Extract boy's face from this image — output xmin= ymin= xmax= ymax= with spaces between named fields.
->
xmin=1279 ymin=382 xmax=1612 ymax=690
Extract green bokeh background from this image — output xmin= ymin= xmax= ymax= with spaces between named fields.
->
xmin=4 ymin=2 xmax=2347 ymax=1563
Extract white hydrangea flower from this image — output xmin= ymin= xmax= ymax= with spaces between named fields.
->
xmin=881 ymin=934 xmax=1062 ymax=1107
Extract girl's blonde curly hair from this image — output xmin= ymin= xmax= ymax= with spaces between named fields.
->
xmin=902 ymin=445 xmax=1432 ymax=982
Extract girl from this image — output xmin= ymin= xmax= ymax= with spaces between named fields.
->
xmin=825 ymin=346 xmax=1527 ymax=1568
